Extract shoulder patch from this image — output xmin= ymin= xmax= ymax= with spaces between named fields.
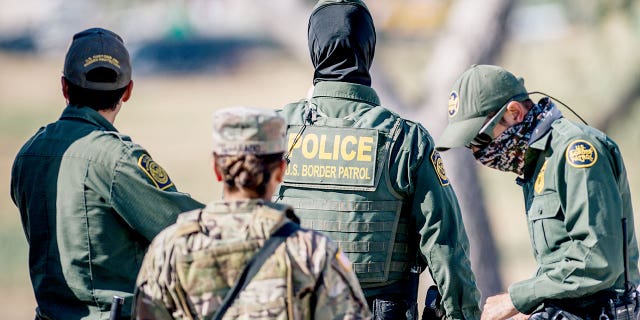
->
xmin=565 ymin=140 xmax=598 ymax=168
xmin=430 ymin=150 xmax=450 ymax=186
xmin=137 ymin=154 xmax=174 ymax=190
xmin=448 ymin=91 xmax=459 ymax=117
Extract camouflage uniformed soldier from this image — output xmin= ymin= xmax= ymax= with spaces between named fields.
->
xmin=10 ymin=28 xmax=204 ymax=319
xmin=275 ymin=1 xmax=481 ymax=319
xmin=133 ymin=107 xmax=371 ymax=319
xmin=437 ymin=65 xmax=640 ymax=320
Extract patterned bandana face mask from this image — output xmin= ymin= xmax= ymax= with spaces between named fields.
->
xmin=472 ymin=102 xmax=548 ymax=175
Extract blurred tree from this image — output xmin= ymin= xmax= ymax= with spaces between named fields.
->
xmin=596 ymin=55 xmax=640 ymax=132
xmin=561 ymin=0 xmax=637 ymax=26
xmin=592 ymin=2 xmax=640 ymax=132
xmin=414 ymin=0 xmax=517 ymax=303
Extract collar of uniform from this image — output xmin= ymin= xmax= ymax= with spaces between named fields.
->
xmin=312 ymin=81 xmax=380 ymax=106
xmin=204 ymin=199 xmax=267 ymax=213
xmin=528 ymin=129 xmax=551 ymax=151
xmin=59 ymin=105 xmax=118 ymax=132
xmin=527 ymin=102 xmax=562 ymax=151
xmin=527 ymin=113 xmax=562 ymax=151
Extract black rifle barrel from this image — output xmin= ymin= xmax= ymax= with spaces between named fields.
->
xmin=622 ymin=217 xmax=630 ymax=292
xmin=109 ymin=295 xmax=124 ymax=320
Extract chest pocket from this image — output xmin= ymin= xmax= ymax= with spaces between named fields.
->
xmin=527 ymin=193 xmax=567 ymax=261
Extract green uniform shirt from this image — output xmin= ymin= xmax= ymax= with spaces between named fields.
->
xmin=134 ymin=199 xmax=371 ymax=319
xmin=278 ymin=81 xmax=481 ymax=320
xmin=10 ymin=105 xmax=204 ymax=319
xmin=508 ymin=116 xmax=640 ymax=313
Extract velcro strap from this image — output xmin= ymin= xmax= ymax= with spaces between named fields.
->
xmin=301 ymin=220 xmax=394 ymax=232
xmin=353 ymin=261 xmax=408 ymax=274
xmin=337 ymin=241 xmax=385 ymax=252
xmin=336 ymin=241 xmax=408 ymax=253
xmin=353 ymin=262 xmax=384 ymax=274
xmin=282 ymin=198 xmax=400 ymax=212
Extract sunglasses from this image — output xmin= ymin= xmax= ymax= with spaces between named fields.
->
xmin=467 ymin=101 xmax=510 ymax=150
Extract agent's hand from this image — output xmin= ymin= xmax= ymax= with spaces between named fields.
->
xmin=511 ymin=312 xmax=529 ymax=320
xmin=481 ymin=293 xmax=519 ymax=320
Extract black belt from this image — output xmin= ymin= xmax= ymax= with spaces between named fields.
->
xmin=547 ymin=290 xmax=619 ymax=313
xmin=540 ymin=290 xmax=637 ymax=320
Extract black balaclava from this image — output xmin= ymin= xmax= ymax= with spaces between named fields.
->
xmin=308 ymin=2 xmax=376 ymax=86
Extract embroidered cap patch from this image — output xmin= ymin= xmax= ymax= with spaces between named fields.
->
xmin=448 ymin=91 xmax=459 ymax=117
xmin=137 ymin=154 xmax=174 ymax=190
xmin=565 ymin=140 xmax=598 ymax=168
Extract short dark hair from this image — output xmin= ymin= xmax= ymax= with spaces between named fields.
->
xmin=64 ymin=70 xmax=128 ymax=111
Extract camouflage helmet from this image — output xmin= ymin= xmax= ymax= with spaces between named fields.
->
xmin=212 ymin=107 xmax=287 ymax=155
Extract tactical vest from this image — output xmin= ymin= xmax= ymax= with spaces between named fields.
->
xmin=276 ymin=102 xmax=409 ymax=288
xmin=169 ymin=202 xmax=293 ymax=319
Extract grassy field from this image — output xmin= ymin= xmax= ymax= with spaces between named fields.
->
xmin=1 ymin=19 xmax=639 ymax=317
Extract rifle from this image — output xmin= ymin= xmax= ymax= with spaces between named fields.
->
xmin=422 ymin=286 xmax=444 ymax=320
xmin=622 ymin=218 xmax=633 ymax=296
xmin=407 ymin=265 xmax=421 ymax=319
xmin=616 ymin=218 xmax=638 ymax=319
xmin=109 ymin=295 xmax=124 ymax=320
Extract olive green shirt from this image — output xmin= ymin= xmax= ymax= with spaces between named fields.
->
xmin=10 ymin=105 xmax=204 ymax=319
xmin=278 ymin=82 xmax=481 ymax=320
xmin=509 ymin=116 xmax=640 ymax=313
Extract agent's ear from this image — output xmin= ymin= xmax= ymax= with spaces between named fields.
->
xmin=121 ymin=80 xmax=134 ymax=102
xmin=61 ymin=77 xmax=70 ymax=102
xmin=212 ymin=156 xmax=223 ymax=181
xmin=504 ymin=101 xmax=529 ymax=124
xmin=275 ymin=159 xmax=287 ymax=183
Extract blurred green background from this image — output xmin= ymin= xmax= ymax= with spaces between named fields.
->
xmin=1 ymin=0 xmax=639 ymax=318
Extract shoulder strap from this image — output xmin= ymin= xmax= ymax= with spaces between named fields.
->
xmin=212 ymin=221 xmax=300 ymax=320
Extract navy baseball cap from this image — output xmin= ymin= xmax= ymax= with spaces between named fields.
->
xmin=63 ymin=28 xmax=131 ymax=91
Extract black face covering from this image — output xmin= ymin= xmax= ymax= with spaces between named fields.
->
xmin=308 ymin=3 xmax=376 ymax=86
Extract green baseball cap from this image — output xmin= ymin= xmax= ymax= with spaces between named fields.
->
xmin=212 ymin=107 xmax=287 ymax=156
xmin=436 ymin=65 xmax=528 ymax=151
xmin=63 ymin=28 xmax=131 ymax=91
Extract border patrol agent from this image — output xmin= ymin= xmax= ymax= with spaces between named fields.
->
xmin=436 ymin=65 xmax=640 ymax=320
xmin=133 ymin=107 xmax=371 ymax=319
xmin=10 ymin=28 xmax=204 ymax=319
xmin=276 ymin=1 xmax=482 ymax=319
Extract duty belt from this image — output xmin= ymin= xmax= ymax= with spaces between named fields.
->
xmin=542 ymin=289 xmax=638 ymax=320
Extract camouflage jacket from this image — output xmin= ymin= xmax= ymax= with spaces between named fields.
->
xmin=133 ymin=199 xmax=371 ymax=319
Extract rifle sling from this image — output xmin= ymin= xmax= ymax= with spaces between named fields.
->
xmin=212 ymin=221 xmax=300 ymax=320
